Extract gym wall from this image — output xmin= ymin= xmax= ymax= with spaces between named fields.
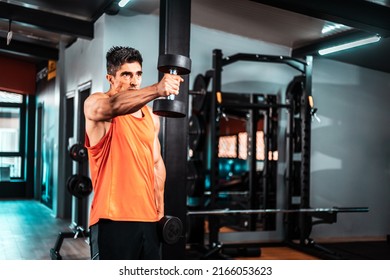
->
xmin=35 ymin=9 xmax=390 ymax=240
xmin=310 ymin=58 xmax=390 ymax=239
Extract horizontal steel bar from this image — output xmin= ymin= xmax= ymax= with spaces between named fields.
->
xmin=187 ymin=207 xmax=369 ymax=215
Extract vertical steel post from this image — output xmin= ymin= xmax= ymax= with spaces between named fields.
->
xmin=299 ymin=56 xmax=313 ymax=244
xmin=248 ymin=94 xmax=259 ymax=230
xmin=208 ymin=49 xmax=223 ymax=248
xmin=159 ymin=0 xmax=191 ymax=259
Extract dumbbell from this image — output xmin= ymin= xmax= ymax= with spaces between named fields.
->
xmin=158 ymin=215 xmax=183 ymax=245
xmin=153 ymin=54 xmax=191 ymax=118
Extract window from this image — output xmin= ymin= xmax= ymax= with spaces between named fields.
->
xmin=219 ymin=131 xmax=278 ymax=161
xmin=218 ymin=135 xmax=237 ymax=158
xmin=0 ymin=91 xmax=25 ymax=181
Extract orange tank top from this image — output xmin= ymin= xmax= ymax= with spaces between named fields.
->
xmin=85 ymin=106 xmax=158 ymax=226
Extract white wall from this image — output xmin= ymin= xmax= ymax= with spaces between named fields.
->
xmin=104 ymin=13 xmax=161 ymax=92
xmin=64 ymin=16 xmax=106 ymax=97
xmin=310 ymin=58 xmax=390 ymax=239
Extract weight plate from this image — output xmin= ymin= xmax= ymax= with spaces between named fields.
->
xmin=286 ymin=75 xmax=305 ymax=116
xmin=66 ymin=174 xmax=92 ymax=198
xmin=186 ymin=159 xmax=205 ymax=197
xmin=74 ymin=175 xmax=93 ymax=198
xmin=69 ymin=143 xmax=88 ymax=162
xmin=191 ymin=74 xmax=207 ymax=114
xmin=188 ymin=115 xmax=205 ymax=152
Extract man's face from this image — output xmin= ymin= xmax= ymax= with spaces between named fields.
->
xmin=108 ymin=61 xmax=143 ymax=93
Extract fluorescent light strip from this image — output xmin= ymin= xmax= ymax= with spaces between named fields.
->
xmin=118 ymin=0 xmax=131 ymax=8
xmin=318 ymin=35 xmax=381 ymax=55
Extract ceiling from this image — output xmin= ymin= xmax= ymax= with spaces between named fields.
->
xmin=1 ymin=0 xmax=390 ymax=73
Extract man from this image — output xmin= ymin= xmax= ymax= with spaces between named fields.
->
xmin=84 ymin=46 xmax=183 ymax=259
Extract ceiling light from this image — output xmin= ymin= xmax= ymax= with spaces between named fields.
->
xmin=318 ymin=35 xmax=381 ymax=55
xmin=321 ymin=23 xmax=346 ymax=34
xmin=7 ymin=20 xmax=12 ymax=46
xmin=118 ymin=0 xmax=131 ymax=8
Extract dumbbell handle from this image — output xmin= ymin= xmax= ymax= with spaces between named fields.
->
xmin=168 ymin=68 xmax=178 ymax=100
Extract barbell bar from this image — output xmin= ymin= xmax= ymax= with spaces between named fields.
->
xmin=187 ymin=207 xmax=369 ymax=216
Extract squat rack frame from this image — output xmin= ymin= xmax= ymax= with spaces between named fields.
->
xmin=206 ymin=49 xmax=313 ymax=251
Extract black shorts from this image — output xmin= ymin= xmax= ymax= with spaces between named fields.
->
xmin=89 ymin=219 xmax=161 ymax=260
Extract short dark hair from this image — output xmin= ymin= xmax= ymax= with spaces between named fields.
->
xmin=106 ymin=46 xmax=143 ymax=76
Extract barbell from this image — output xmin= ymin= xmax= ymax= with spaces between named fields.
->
xmin=161 ymin=207 xmax=368 ymax=245
xmin=162 ymin=207 xmax=368 ymax=245
xmin=187 ymin=207 xmax=369 ymax=216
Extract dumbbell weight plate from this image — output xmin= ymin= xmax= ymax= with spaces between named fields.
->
xmin=158 ymin=216 xmax=183 ymax=245
xmin=158 ymin=54 xmax=191 ymax=75
xmin=153 ymin=99 xmax=186 ymax=118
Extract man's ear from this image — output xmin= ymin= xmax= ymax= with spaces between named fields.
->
xmin=106 ymin=74 xmax=114 ymax=85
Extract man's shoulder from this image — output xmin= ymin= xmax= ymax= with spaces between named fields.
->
xmin=86 ymin=91 xmax=108 ymax=102
xmin=90 ymin=91 xmax=107 ymax=97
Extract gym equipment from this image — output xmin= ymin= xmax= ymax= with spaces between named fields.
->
xmin=187 ymin=207 xmax=369 ymax=216
xmin=190 ymin=74 xmax=208 ymax=114
xmin=203 ymin=49 xmax=309 ymax=238
xmin=50 ymin=139 xmax=91 ymax=260
xmin=158 ymin=215 xmax=183 ymax=245
xmin=153 ymin=53 xmax=191 ymax=118
xmin=66 ymin=174 xmax=92 ymax=199
xmin=185 ymin=50 xmax=370 ymax=260
xmin=188 ymin=114 xmax=206 ymax=152
xmin=69 ymin=143 xmax=88 ymax=162
xmin=50 ymin=225 xmax=88 ymax=260
xmin=221 ymin=246 xmax=261 ymax=258
xmin=186 ymin=159 xmax=205 ymax=197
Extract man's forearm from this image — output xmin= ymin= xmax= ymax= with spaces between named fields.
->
xmin=110 ymin=85 xmax=159 ymax=117
xmin=154 ymin=157 xmax=166 ymax=219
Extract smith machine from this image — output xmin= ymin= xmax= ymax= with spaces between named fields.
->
xmin=185 ymin=49 xmax=368 ymax=259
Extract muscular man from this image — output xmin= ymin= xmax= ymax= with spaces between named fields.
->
xmin=84 ymin=46 xmax=183 ymax=260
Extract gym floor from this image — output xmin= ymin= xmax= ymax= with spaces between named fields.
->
xmin=0 ymin=199 xmax=90 ymax=260
xmin=0 ymin=199 xmax=320 ymax=260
